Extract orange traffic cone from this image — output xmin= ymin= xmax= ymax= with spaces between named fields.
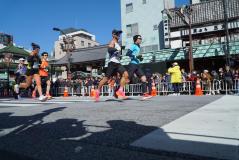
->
xmin=90 ymin=86 xmax=95 ymax=97
xmin=64 ymin=86 xmax=69 ymax=97
xmin=195 ymin=79 xmax=203 ymax=96
xmin=151 ymin=82 xmax=157 ymax=96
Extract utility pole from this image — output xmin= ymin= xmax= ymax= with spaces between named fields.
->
xmin=53 ymin=28 xmax=75 ymax=80
xmin=174 ymin=5 xmax=194 ymax=72
xmin=222 ymin=0 xmax=231 ymax=67
xmin=189 ymin=12 xmax=194 ymax=72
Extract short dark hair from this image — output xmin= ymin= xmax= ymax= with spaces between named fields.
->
xmin=41 ymin=52 xmax=48 ymax=56
xmin=133 ymin=35 xmax=142 ymax=42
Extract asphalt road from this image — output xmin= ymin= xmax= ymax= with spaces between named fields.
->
xmin=0 ymin=95 xmax=222 ymax=160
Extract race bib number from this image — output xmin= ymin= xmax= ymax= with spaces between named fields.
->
xmin=33 ymin=62 xmax=39 ymax=69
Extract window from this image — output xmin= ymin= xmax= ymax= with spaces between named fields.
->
xmin=142 ymin=0 xmax=146 ymax=4
xmin=126 ymin=3 xmax=133 ymax=13
xmin=126 ymin=23 xmax=138 ymax=37
xmin=81 ymin=41 xmax=84 ymax=46
xmin=88 ymin=43 xmax=91 ymax=47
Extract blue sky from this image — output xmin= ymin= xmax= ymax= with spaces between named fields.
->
xmin=1 ymin=0 xmax=189 ymax=54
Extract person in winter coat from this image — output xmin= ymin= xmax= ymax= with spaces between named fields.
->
xmin=168 ymin=62 xmax=182 ymax=95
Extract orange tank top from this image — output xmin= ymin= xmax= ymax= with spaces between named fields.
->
xmin=39 ymin=59 xmax=49 ymax=77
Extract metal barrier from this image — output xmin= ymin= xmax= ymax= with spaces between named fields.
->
xmin=54 ymin=80 xmax=239 ymax=97
xmin=219 ymin=79 xmax=239 ymax=94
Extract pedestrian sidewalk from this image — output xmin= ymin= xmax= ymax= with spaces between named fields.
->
xmin=132 ymin=95 xmax=239 ymax=160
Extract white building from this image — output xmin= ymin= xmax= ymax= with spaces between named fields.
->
xmin=54 ymin=28 xmax=100 ymax=60
xmin=120 ymin=0 xmax=175 ymax=52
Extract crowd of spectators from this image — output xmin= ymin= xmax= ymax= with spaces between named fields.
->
xmin=51 ymin=64 xmax=239 ymax=96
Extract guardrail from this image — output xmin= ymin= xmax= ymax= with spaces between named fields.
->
xmin=54 ymin=80 xmax=239 ymax=97
xmin=1 ymin=80 xmax=238 ymax=98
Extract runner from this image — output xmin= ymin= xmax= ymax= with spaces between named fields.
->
xmin=126 ymin=35 xmax=152 ymax=100
xmin=32 ymin=52 xmax=52 ymax=99
xmin=94 ymin=29 xmax=129 ymax=101
xmin=14 ymin=43 xmax=47 ymax=101
xmin=14 ymin=58 xmax=27 ymax=99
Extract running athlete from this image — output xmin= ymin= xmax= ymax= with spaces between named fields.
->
xmin=94 ymin=29 xmax=129 ymax=101
xmin=14 ymin=58 xmax=27 ymax=99
xmin=126 ymin=35 xmax=152 ymax=100
xmin=32 ymin=52 xmax=52 ymax=99
xmin=14 ymin=43 xmax=47 ymax=101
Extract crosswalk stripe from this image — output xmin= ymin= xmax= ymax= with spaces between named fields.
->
xmin=0 ymin=103 xmax=40 ymax=107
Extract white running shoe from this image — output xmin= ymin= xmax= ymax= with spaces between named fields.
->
xmin=17 ymin=95 xmax=22 ymax=100
xmin=39 ymin=95 xmax=47 ymax=102
xmin=14 ymin=84 xmax=19 ymax=94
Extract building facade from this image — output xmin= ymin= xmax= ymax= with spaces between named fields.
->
xmin=164 ymin=0 xmax=239 ymax=49
xmin=114 ymin=0 xmax=239 ymax=73
xmin=190 ymin=0 xmax=213 ymax=4
xmin=54 ymin=28 xmax=100 ymax=60
xmin=120 ymin=0 xmax=175 ymax=52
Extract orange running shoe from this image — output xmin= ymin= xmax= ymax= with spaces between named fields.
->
xmin=116 ymin=89 xmax=127 ymax=99
xmin=94 ymin=90 xmax=100 ymax=102
xmin=142 ymin=93 xmax=152 ymax=100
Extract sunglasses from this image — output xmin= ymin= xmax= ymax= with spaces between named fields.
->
xmin=43 ymin=55 xmax=48 ymax=57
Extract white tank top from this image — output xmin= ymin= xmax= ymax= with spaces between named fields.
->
xmin=109 ymin=42 xmax=121 ymax=64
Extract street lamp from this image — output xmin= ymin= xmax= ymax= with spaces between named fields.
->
xmin=53 ymin=27 xmax=75 ymax=79
xmin=4 ymin=53 xmax=13 ymax=96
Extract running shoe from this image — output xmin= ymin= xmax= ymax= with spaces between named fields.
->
xmin=39 ymin=95 xmax=47 ymax=102
xmin=94 ymin=90 xmax=100 ymax=102
xmin=14 ymin=84 xmax=19 ymax=94
xmin=18 ymin=95 xmax=22 ymax=100
xmin=116 ymin=89 xmax=127 ymax=99
xmin=142 ymin=93 xmax=153 ymax=100
xmin=46 ymin=94 xmax=52 ymax=100
xmin=32 ymin=91 xmax=36 ymax=98
xmin=113 ymin=86 xmax=120 ymax=99
xmin=13 ymin=84 xmax=20 ymax=99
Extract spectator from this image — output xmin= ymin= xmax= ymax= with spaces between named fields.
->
xmin=218 ymin=68 xmax=224 ymax=80
xmin=164 ymin=72 xmax=172 ymax=94
xmin=233 ymin=69 xmax=239 ymax=80
xmin=211 ymin=70 xmax=220 ymax=94
xmin=224 ymin=66 xmax=233 ymax=94
xmin=234 ymin=69 xmax=239 ymax=94
xmin=168 ymin=62 xmax=182 ymax=95
xmin=181 ymin=68 xmax=187 ymax=82
xmin=181 ymin=68 xmax=187 ymax=92
xmin=201 ymin=70 xmax=212 ymax=95
xmin=211 ymin=70 xmax=219 ymax=80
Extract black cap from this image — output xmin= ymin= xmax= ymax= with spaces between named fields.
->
xmin=112 ymin=29 xmax=122 ymax=35
xmin=31 ymin=43 xmax=40 ymax=50
xmin=133 ymin=35 xmax=142 ymax=42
